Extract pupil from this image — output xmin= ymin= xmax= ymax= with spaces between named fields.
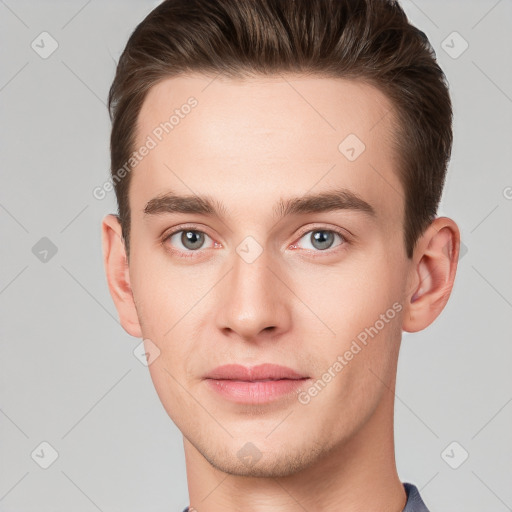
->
xmin=182 ymin=230 xmax=204 ymax=250
xmin=312 ymin=230 xmax=334 ymax=250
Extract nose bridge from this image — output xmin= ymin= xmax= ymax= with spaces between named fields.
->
xmin=215 ymin=238 xmax=291 ymax=340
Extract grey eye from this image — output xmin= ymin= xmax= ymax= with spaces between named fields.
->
xmin=310 ymin=230 xmax=335 ymax=250
xmin=298 ymin=230 xmax=344 ymax=251
xmin=168 ymin=230 xmax=211 ymax=251
xmin=181 ymin=230 xmax=205 ymax=250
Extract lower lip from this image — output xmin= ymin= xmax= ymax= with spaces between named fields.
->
xmin=205 ymin=378 xmax=309 ymax=404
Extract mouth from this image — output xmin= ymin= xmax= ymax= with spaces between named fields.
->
xmin=232 ymin=378 xmax=301 ymax=382
xmin=204 ymin=364 xmax=310 ymax=404
xmin=204 ymin=363 xmax=308 ymax=381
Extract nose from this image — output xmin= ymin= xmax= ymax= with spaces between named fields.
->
xmin=214 ymin=244 xmax=292 ymax=342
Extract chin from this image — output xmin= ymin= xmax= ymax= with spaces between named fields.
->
xmin=199 ymin=437 xmax=325 ymax=478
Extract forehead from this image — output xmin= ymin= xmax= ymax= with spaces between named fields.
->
xmin=131 ymin=73 xmax=403 ymax=227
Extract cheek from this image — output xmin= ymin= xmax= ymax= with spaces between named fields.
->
xmin=128 ymin=244 xmax=202 ymax=336
xmin=290 ymin=248 xmax=405 ymax=405
xmin=290 ymin=252 xmax=401 ymax=338
xmin=128 ymin=246 xmax=211 ymax=375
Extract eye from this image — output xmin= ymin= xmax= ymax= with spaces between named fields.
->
xmin=164 ymin=228 xmax=215 ymax=253
xmin=292 ymin=228 xmax=347 ymax=252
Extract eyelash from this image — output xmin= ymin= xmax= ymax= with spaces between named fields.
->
xmin=161 ymin=224 xmax=349 ymax=259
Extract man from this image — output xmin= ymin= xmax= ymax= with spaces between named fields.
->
xmin=102 ymin=0 xmax=460 ymax=510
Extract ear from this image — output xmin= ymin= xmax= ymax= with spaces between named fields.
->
xmin=402 ymin=217 xmax=460 ymax=333
xmin=101 ymin=214 xmax=142 ymax=338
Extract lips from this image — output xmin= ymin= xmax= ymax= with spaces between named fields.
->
xmin=204 ymin=363 xmax=307 ymax=381
xmin=204 ymin=364 xmax=310 ymax=404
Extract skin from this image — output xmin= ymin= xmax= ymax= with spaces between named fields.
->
xmin=102 ymin=74 xmax=460 ymax=511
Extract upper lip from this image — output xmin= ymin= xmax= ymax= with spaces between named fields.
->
xmin=204 ymin=364 xmax=308 ymax=381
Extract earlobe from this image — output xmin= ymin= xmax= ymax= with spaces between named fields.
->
xmin=402 ymin=217 xmax=460 ymax=333
xmin=101 ymin=214 xmax=142 ymax=338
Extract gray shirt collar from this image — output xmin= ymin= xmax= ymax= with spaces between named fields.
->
xmin=402 ymin=482 xmax=430 ymax=511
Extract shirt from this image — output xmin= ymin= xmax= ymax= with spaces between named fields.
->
xmin=181 ymin=481 xmax=430 ymax=511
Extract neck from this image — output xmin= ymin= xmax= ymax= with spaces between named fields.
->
xmin=183 ymin=376 xmax=406 ymax=512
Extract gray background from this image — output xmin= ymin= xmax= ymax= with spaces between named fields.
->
xmin=1 ymin=1 xmax=511 ymax=511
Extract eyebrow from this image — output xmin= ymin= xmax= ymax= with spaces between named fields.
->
xmin=143 ymin=187 xmax=376 ymax=221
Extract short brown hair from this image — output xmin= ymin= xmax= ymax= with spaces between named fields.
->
xmin=108 ymin=0 xmax=452 ymax=259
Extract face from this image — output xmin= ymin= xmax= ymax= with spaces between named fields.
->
xmin=117 ymin=74 xmax=414 ymax=476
